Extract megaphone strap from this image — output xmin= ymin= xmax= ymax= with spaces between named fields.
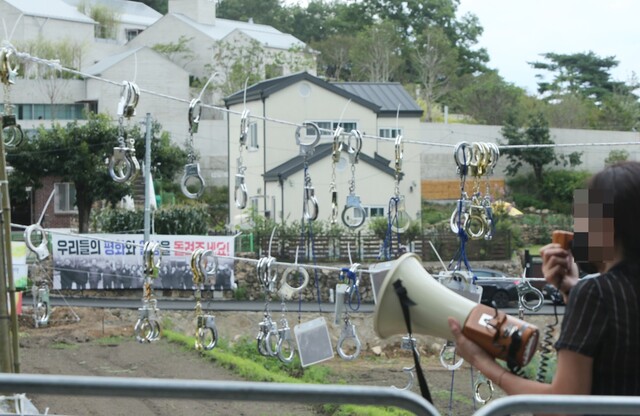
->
xmin=392 ymin=279 xmax=433 ymax=404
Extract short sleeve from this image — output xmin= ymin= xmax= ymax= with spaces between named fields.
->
xmin=554 ymin=278 xmax=606 ymax=357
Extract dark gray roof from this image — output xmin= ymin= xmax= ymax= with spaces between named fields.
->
xmin=333 ymin=82 xmax=423 ymax=117
xmin=225 ymin=72 xmax=379 ymax=112
xmin=264 ymin=143 xmax=400 ymax=182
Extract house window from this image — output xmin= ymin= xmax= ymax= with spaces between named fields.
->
xmin=1 ymin=103 xmax=93 ymax=121
xmin=248 ymin=122 xmax=258 ymax=150
xmin=309 ymin=120 xmax=358 ymax=138
xmin=125 ymin=29 xmax=143 ymax=42
xmin=54 ymin=183 xmax=78 ymax=214
xmin=367 ymin=206 xmax=385 ymax=218
xmin=379 ymin=128 xmax=403 ymax=138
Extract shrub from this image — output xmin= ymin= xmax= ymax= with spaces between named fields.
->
xmin=94 ymin=204 xmax=211 ymax=235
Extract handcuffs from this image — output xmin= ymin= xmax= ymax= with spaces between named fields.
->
xmin=517 ymin=268 xmax=544 ymax=314
xmin=256 ymin=256 xmax=280 ymax=357
xmin=109 ymin=81 xmax=140 ymax=183
xmin=1 ymin=47 xmax=24 ymax=148
xmin=23 ymin=223 xmax=52 ymax=327
xmin=391 ymin=335 xmax=418 ymax=390
xmin=296 ymin=122 xmax=321 ymax=221
xmin=24 ymin=224 xmax=50 ymax=261
xmin=235 ymin=109 xmax=250 ymax=209
xmin=277 ymin=264 xmax=309 ymax=300
xmin=181 ymin=98 xmax=206 ymax=199
xmin=474 ymin=373 xmax=494 ymax=405
xmin=451 ymin=141 xmax=499 ymax=240
xmin=135 ymin=241 xmax=162 ymax=343
xmin=341 ymin=130 xmax=367 ymax=229
xmin=191 ymin=249 xmax=218 ymax=350
xmin=336 ymin=263 xmax=362 ymax=361
xmin=329 ymin=127 xmax=344 ymax=224
xmin=389 ymin=135 xmax=411 ymax=233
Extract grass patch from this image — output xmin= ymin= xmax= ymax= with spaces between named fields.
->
xmin=162 ymin=330 xmax=412 ymax=415
xmin=51 ymin=341 xmax=78 ymax=350
xmin=93 ymin=335 xmax=124 ymax=345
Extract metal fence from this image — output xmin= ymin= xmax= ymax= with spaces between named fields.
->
xmin=2 ymin=374 xmax=640 ymax=416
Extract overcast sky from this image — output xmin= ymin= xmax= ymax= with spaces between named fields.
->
xmin=457 ymin=0 xmax=640 ymax=95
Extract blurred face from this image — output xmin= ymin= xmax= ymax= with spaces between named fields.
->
xmin=573 ymin=188 xmax=616 ymax=271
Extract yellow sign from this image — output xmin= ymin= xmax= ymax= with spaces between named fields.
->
xmin=11 ymin=242 xmax=28 ymax=289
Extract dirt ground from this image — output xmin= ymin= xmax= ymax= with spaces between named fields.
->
xmin=15 ymin=305 xmax=555 ymax=415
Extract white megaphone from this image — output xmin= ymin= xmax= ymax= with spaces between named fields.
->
xmin=373 ymin=253 xmax=539 ymax=368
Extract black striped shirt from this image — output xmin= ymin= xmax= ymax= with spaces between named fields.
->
xmin=555 ymin=260 xmax=640 ymax=395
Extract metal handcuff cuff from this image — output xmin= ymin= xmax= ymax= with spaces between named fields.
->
xmin=1 ymin=48 xmax=24 ymax=148
xmin=474 ymin=373 xmax=494 ymax=405
xmin=180 ymin=98 xmax=206 ymax=199
xmin=336 ymin=264 xmax=362 ymax=361
xmin=517 ymin=268 xmax=544 ymax=313
xmin=135 ymin=241 xmax=161 ymax=343
xmin=275 ymin=299 xmax=296 ymax=364
xmin=391 ymin=335 xmax=418 ymax=391
xmin=109 ymin=81 xmax=140 ymax=183
xmin=192 ymin=249 xmax=219 ymax=351
xmin=235 ymin=109 xmax=250 ymax=209
xmin=437 ymin=272 xmax=467 ymax=371
xmin=296 ymin=123 xmax=321 ymax=221
xmin=277 ymin=264 xmax=309 ymax=300
xmin=256 ymin=257 xmax=279 ymax=357
xmin=23 ymin=224 xmax=51 ymax=327
xmin=480 ymin=142 xmax=501 ymax=241
xmin=341 ymin=130 xmax=367 ymax=229
xmin=329 ymin=126 xmax=344 ymax=224
xmin=390 ymin=135 xmax=411 ymax=233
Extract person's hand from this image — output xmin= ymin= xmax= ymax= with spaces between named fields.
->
xmin=448 ymin=317 xmax=493 ymax=368
xmin=540 ymin=243 xmax=579 ymax=298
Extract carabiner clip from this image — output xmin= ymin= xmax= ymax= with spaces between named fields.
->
xmin=118 ymin=81 xmax=140 ymax=118
xmin=33 ymin=283 xmax=51 ymax=328
xmin=346 ymin=129 xmax=363 ymax=164
xmin=235 ymin=166 xmax=248 ymax=209
xmin=342 ymin=194 xmax=367 ymax=229
xmin=303 ymin=185 xmax=319 ymax=221
xmin=190 ymin=248 xmax=205 ymax=285
xmin=188 ymin=98 xmax=202 ymax=135
xmin=337 ymin=320 xmax=361 ymax=361
xmin=180 ymin=162 xmax=205 ymax=199
xmin=143 ymin=241 xmax=161 ymax=278
xmin=332 ymin=127 xmax=344 ymax=163
xmin=0 ymin=48 xmax=18 ymax=86
xmin=454 ymin=141 xmax=472 ymax=177
xmin=295 ymin=122 xmax=321 ymax=157
xmin=330 ymin=189 xmax=339 ymax=224
xmin=277 ymin=265 xmax=309 ymax=300
xmin=109 ymin=146 xmax=135 ymax=183
xmin=394 ymin=135 xmax=403 ymax=173
xmin=240 ymin=108 xmax=250 ymax=147
xmin=196 ymin=314 xmax=218 ymax=351
xmin=257 ymin=256 xmax=277 ymax=292
xmin=24 ymin=224 xmax=49 ymax=261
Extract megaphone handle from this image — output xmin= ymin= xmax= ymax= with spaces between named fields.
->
xmin=392 ymin=279 xmax=433 ymax=404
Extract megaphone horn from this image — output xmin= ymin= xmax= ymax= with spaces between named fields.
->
xmin=373 ymin=253 xmax=539 ymax=368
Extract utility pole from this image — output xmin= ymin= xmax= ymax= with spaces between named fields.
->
xmin=0 ymin=123 xmax=19 ymax=373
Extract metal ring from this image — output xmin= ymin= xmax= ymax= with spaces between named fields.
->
xmin=265 ymin=328 xmax=279 ymax=357
xmin=181 ymin=163 xmax=205 ymax=199
xmin=453 ymin=141 xmax=472 ymax=173
xmin=304 ymin=192 xmax=319 ymax=221
xmin=439 ymin=343 xmax=464 ymax=371
xmin=276 ymin=334 xmax=295 ymax=364
xmin=337 ymin=324 xmax=361 ymax=361
xmin=188 ymin=98 xmax=202 ymax=134
xmin=24 ymin=224 xmax=49 ymax=261
xmin=134 ymin=317 xmax=154 ymax=343
xmin=341 ymin=197 xmax=367 ymax=229
xmin=332 ymin=127 xmax=344 ymax=163
xmin=198 ymin=250 xmax=218 ymax=280
xmin=148 ymin=319 xmax=161 ymax=342
xmin=2 ymin=124 xmax=24 ymax=148
xmin=190 ymin=249 xmax=205 ymax=285
xmin=347 ymin=129 xmax=362 ymax=163
xmin=390 ymin=197 xmax=411 ymax=233
xmin=198 ymin=326 xmax=218 ymax=351
xmin=474 ymin=379 xmax=494 ymax=404
xmin=465 ymin=211 xmax=487 ymax=240
xmin=295 ymin=122 xmax=321 ymax=148
xmin=108 ymin=147 xmax=133 ymax=183
xmin=278 ymin=266 xmax=309 ymax=300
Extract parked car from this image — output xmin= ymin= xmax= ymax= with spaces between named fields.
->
xmin=473 ymin=268 xmax=519 ymax=308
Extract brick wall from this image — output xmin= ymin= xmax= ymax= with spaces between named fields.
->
xmin=35 ymin=176 xmax=76 ymax=229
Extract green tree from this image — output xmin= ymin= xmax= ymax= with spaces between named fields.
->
xmin=530 ymin=51 xmax=631 ymax=102
xmin=311 ymin=34 xmax=357 ymax=81
xmin=596 ymin=92 xmax=640 ymax=131
xmin=413 ymin=26 xmax=458 ymax=121
xmin=152 ymin=36 xmax=196 ymax=67
xmin=450 ymin=72 xmax=526 ymax=125
xmin=350 ymin=21 xmax=403 ymax=82
xmin=500 ymin=112 xmax=582 ymax=187
xmin=217 ymin=0 xmax=286 ymax=28
xmin=604 ymin=149 xmax=630 ymax=166
xmin=212 ymin=38 xmax=264 ymax=96
xmin=138 ymin=0 xmax=168 ymax=14
xmin=6 ymin=113 xmax=187 ymax=233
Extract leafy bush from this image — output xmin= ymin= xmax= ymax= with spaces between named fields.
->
xmin=507 ymin=170 xmax=590 ymax=215
xmin=94 ymin=204 xmax=211 ymax=235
